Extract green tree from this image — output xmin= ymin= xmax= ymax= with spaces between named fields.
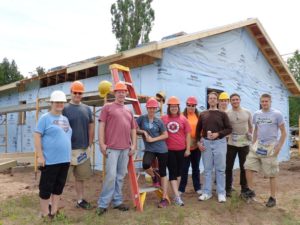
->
xmin=287 ymin=50 xmax=300 ymax=127
xmin=111 ymin=0 xmax=155 ymax=52
xmin=0 ymin=58 xmax=23 ymax=86
xmin=36 ymin=66 xmax=46 ymax=76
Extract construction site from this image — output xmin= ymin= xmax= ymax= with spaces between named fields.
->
xmin=1 ymin=18 xmax=300 ymax=225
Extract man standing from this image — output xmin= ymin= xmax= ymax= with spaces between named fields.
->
xmin=244 ymin=94 xmax=286 ymax=207
xmin=63 ymin=81 xmax=94 ymax=209
xmin=97 ymin=81 xmax=137 ymax=215
xmin=218 ymin=92 xmax=230 ymax=112
xmin=196 ymin=92 xmax=232 ymax=202
xmin=226 ymin=93 xmax=252 ymax=197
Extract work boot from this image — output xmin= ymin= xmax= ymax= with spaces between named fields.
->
xmin=266 ymin=197 xmax=276 ymax=207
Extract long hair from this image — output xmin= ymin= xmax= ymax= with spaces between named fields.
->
xmin=183 ymin=107 xmax=200 ymax=118
xmin=167 ymin=105 xmax=181 ymax=116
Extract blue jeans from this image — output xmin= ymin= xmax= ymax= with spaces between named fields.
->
xmin=202 ymin=138 xmax=227 ymax=195
xmin=98 ymin=149 xmax=129 ymax=208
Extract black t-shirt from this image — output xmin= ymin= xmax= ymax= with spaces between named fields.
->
xmin=62 ymin=103 xmax=93 ymax=149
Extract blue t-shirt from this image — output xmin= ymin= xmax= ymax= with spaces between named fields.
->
xmin=35 ymin=112 xmax=72 ymax=165
xmin=253 ymin=108 xmax=284 ymax=144
xmin=136 ymin=114 xmax=168 ymax=153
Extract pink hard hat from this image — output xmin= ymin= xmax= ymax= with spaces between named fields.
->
xmin=146 ymin=97 xmax=159 ymax=108
xmin=186 ymin=96 xmax=198 ymax=105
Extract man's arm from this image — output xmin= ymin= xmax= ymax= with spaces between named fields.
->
xmin=274 ymin=123 xmax=287 ymax=156
xmin=129 ymin=128 xmax=137 ymax=156
xmin=88 ymin=122 xmax=95 ymax=147
xmin=252 ymin=125 xmax=258 ymax=144
xmin=99 ymin=121 xmax=107 ymax=155
xmin=248 ymin=112 xmax=253 ymax=134
xmin=34 ymin=133 xmax=45 ymax=167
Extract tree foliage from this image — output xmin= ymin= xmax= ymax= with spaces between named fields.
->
xmin=0 ymin=58 xmax=23 ymax=86
xmin=287 ymin=50 xmax=300 ymax=127
xmin=111 ymin=0 xmax=155 ymax=52
xmin=36 ymin=66 xmax=46 ymax=76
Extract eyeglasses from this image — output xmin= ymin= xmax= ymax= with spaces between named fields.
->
xmin=73 ymin=92 xmax=82 ymax=95
xmin=187 ymin=105 xmax=196 ymax=107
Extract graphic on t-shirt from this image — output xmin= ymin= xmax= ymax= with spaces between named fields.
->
xmin=167 ymin=121 xmax=179 ymax=133
xmin=256 ymin=117 xmax=273 ymax=125
xmin=53 ymin=119 xmax=70 ymax=132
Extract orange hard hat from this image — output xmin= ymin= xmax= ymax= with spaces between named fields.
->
xmin=167 ymin=96 xmax=180 ymax=105
xmin=113 ymin=81 xmax=127 ymax=92
xmin=186 ymin=96 xmax=198 ymax=105
xmin=70 ymin=81 xmax=84 ymax=93
xmin=146 ymin=97 xmax=159 ymax=108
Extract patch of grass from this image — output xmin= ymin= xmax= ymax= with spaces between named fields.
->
xmin=280 ymin=213 xmax=300 ymax=225
xmin=226 ymin=192 xmax=243 ymax=213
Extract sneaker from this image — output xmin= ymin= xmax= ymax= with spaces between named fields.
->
xmin=218 ymin=194 xmax=226 ymax=203
xmin=152 ymin=174 xmax=160 ymax=188
xmin=113 ymin=203 xmax=129 ymax=211
xmin=266 ymin=197 xmax=276 ymax=207
xmin=96 ymin=207 xmax=107 ymax=216
xmin=174 ymin=196 xmax=184 ymax=206
xmin=240 ymin=188 xmax=256 ymax=200
xmin=158 ymin=198 xmax=168 ymax=208
xmin=76 ymin=199 xmax=92 ymax=210
xmin=196 ymin=190 xmax=203 ymax=195
xmin=198 ymin=193 xmax=212 ymax=201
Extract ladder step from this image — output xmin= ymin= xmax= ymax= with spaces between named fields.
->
xmin=125 ymin=97 xmax=138 ymax=102
xmin=124 ymin=82 xmax=133 ymax=86
xmin=139 ymin=187 xmax=159 ymax=194
xmin=109 ymin=64 xmax=130 ymax=72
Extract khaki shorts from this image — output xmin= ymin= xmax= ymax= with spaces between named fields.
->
xmin=244 ymin=150 xmax=279 ymax=177
xmin=68 ymin=158 xmax=92 ymax=181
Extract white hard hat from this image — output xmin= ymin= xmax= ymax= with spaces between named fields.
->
xmin=50 ymin=90 xmax=67 ymax=102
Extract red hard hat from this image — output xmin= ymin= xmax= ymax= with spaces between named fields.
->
xmin=186 ymin=96 xmax=198 ymax=105
xmin=167 ymin=96 xmax=180 ymax=105
xmin=113 ymin=82 xmax=127 ymax=92
xmin=146 ymin=97 xmax=159 ymax=108
xmin=70 ymin=81 xmax=85 ymax=93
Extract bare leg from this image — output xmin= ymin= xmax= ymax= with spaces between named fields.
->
xmin=75 ymin=180 xmax=84 ymax=201
xmin=161 ymin=177 xmax=168 ymax=198
xmin=145 ymin=168 xmax=155 ymax=177
xmin=270 ymin=177 xmax=276 ymax=198
xmin=246 ymin=169 xmax=254 ymax=189
xmin=170 ymin=180 xmax=180 ymax=197
xmin=50 ymin=194 xmax=60 ymax=215
xmin=40 ymin=198 xmax=50 ymax=216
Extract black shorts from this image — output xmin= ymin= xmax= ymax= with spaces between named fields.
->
xmin=167 ymin=150 xmax=185 ymax=181
xmin=142 ymin=151 xmax=168 ymax=177
xmin=39 ymin=163 xmax=70 ymax=200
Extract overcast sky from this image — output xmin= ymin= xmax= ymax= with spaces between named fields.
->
xmin=0 ymin=0 xmax=299 ymax=77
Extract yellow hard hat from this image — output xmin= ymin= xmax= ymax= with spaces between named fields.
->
xmin=156 ymin=91 xmax=166 ymax=103
xmin=98 ymin=80 xmax=112 ymax=98
xmin=219 ymin=92 xmax=230 ymax=100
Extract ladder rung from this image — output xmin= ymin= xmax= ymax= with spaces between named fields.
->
xmin=139 ymin=187 xmax=159 ymax=193
xmin=125 ymin=97 xmax=138 ymax=102
xmin=109 ymin=64 xmax=130 ymax=72
xmin=124 ymin=82 xmax=133 ymax=86
xmin=134 ymin=158 xmax=143 ymax=162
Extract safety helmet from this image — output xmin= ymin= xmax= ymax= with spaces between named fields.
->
xmin=50 ymin=90 xmax=67 ymax=102
xmin=98 ymin=80 xmax=112 ymax=97
xmin=113 ymin=81 xmax=127 ymax=92
xmin=167 ymin=96 xmax=180 ymax=105
xmin=70 ymin=81 xmax=84 ymax=93
xmin=218 ymin=92 xmax=230 ymax=100
xmin=155 ymin=91 xmax=166 ymax=103
xmin=146 ymin=97 xmax=159 ymax=108
xmin=186 ymin=96 xmax=198 ymax=105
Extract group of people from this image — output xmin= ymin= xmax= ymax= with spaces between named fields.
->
xmin=34 ymin=80 xmax=286 ymax=219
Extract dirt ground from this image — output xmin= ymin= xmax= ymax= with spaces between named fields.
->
xmin=0 ymin=149 xmax=300 ymax=225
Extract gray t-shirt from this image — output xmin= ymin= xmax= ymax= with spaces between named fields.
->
xmin=136 ymin=114 xmax=168 ymax=153
xmin=63 ymin=103 xmax=94 ymax=149
xmin=253 ymin=108 xmax=284 ymax=144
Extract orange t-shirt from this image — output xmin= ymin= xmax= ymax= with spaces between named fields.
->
xmin=187 ymin=112 xmax=199 ymax=150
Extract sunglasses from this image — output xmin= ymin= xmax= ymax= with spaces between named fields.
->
xmin=187 ymin=104 xmax=196 ymax=107
xmin=73 ymin=92 xmax=82 ymax=95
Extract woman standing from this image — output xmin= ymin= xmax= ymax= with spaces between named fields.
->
xmin=137 ymin=97 xmax=169 ymax=208
xmin=34 ymin=90 xmax=72 ymax=218
xmin=162 ymin=96 xmax=191 ymax=206
xmin=179 ymin=96 xmax=202 ymax=195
